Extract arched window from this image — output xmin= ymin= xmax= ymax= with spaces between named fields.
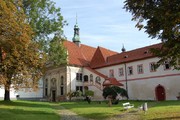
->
xmin=84 ymin=75 xmax=88 ymax=82
xmin=61 ymin=76 xmax=64 ymax=85
xmin=95 ymin=76 xmax=101 ymax=84
xmin=51 ymin=78 xmax=56 ymax=87
xmin=90 ymin=74 xmax=93 ymax=82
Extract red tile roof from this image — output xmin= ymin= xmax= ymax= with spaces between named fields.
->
xmin=63 ymin=40 xmax=162 ymax=69
xmin=85 ymin=67 xmax=108 ymax=79
xmin=105 ymin=43 xmax=162 ymax=67
xmin=63 ymin=41 xmax=96 ymax=66
xmin=90 ymin=46 xmax=118 ymax=68
xmin=103 ymin=78 xmax=123 ymax=86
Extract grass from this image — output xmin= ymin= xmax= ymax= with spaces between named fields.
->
xmin=0 ymin=100 xmax=60 ymax=120
xmin=0 ymin=100 xmax=179 ymax=120
xmin=60 ymin=100 xmax=180 ymax=120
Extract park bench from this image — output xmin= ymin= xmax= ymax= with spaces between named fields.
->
xmin=122 ymin=102 xmax=134 ymax=110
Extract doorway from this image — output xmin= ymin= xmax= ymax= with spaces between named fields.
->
xmin=52 ymin=90 xmax=56 ymax=102
xmin=155 ymin=85 xmax=166 ymax=101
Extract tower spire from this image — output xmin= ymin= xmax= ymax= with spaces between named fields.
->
xmin=121 ymin=44 xmax=126 ymax=52
xmin=72 ymin=14 xmax=80 ymax=46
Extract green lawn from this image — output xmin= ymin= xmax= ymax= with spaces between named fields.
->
xmin=0 ymin=100 xmax=59 ymax=120
xmin=60 ymin=100 xmax=180 ymax=120
xmin=0 ymin=100 xmax=179 ymax=120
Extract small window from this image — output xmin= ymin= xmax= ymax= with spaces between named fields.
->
xmin=164 ymin=61 xmax=171 ymax=70
xmin=95 ymin=76 xmax=101 ymax=84
xmin=61 ymin=76 xmax=64 ymax=85
xmin=45 ymin=79 xmax=48 ymax=97
xmin=90 ymin=74 xmax=93 ymax=82
xmin=137 ymin=64 xmax=143 ymax=74
xmin=150 ymin=62 xmax=156 ymax=72
xmin=84 ymin=75 xmax=88 ymax=82
xmin=109 ymin=69 xmax=114 ymax=78
xmin=76 ymin=86 xmax=83 ymax=92
xmin=60 ymin=87 xmax=64 ymax=95
xmin=128 ymin=66 xmax=133 ymax=75
xmin=45 ymin=88 xmax=48 ymax=96
xmin=119 ymin=68 xmax=124 ymax=76
xmin=76 ymin=73 xmax=82 ymax=81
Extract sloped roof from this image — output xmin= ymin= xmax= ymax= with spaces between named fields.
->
xmin=85 ymin=67 xmax=108 ymax=79
xmin=105 ymin=43 xmax=162 ymax=67
xmin=103 ymin=78 xmax=123 ymax=86
xmin=63 ymin=40 xmax=162 ymax=69
xmin=63 ymin=40 xmax=96 ymax=66
xmin=90 ymin=46 xmax=118 ymax=68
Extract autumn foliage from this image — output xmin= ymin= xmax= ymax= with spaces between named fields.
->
xmin=0 ymin=0 xmax=45 ymax=100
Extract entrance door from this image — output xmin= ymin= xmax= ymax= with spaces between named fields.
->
xmin=52 ymin=90 xmax=56 ymax=102
xmin=155 ymin=85 xmax=166 ymax=101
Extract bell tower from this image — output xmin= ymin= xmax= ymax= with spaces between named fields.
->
xmin=72 ymin=15 xmax=80 ymax=46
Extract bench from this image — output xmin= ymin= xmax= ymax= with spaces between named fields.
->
xmin=122 ymin=102 xmax=134 ymax=110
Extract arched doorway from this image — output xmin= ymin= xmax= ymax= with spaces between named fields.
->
xmin=155 ymin=84 xmax=166 ymax=101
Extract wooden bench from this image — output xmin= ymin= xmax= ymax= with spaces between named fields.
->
xmin=122 ymin=102 xmax=134 ymax=110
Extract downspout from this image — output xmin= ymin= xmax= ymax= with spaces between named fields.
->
xmin=67 ymin=66 xmax=71 ymax=99
xmin=124 ymin=63 xmax=128 ymax=100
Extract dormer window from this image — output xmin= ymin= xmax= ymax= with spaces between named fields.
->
xmin=124 ymin=55 xmax=128 ymax=58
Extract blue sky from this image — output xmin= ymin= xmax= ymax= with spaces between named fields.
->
xmin=53 ymin=0 xmax=160 ymax=52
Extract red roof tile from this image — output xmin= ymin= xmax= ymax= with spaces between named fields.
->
xmin=85 ymin=67 xmax=108 ymax=79
xmin=90 ymin=46 xmax=118 ymax=68
xmin=103 ymin=78 xmax=123 ymax=86
xmin=63 ymin=41 xmax=96 ymax=66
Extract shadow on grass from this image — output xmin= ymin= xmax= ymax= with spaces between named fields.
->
xmin=149 ymin=116 xmax=180 ymax=120
xmin=0 ymin=100 xmax=51 ymax=109
xmin=0 ymin=108 xmax=59 ymax=120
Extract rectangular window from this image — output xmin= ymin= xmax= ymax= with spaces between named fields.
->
xmin=60 ymin=87 xmax=64 ymax=95
xmin=150 ymin=62 xmax=156 ymax=72
xmin=45 ymin=88 xmax=48 ymax=96
xmin=119 ymin=68 xmax=124 ymax=76
xmin=164 ymin=61 xmax=171 ymax=70
xmin=76 ymin=73 xmax=82 ymax=81
xmin=128 ymin=66 xmax=133 ymax=75
xmin=76 ymin=86 xmax=83 ymax=92
xmin=137 ymin=64 xmax=143 ymax=74
xmin=109 ymin=69 xmax=114 ymax=78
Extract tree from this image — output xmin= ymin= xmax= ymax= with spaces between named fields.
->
xmin=124 ymin=0 xmax=180 ymax=69
xmin=22 ymin=0 xmax=67 ymax=65
xmin=0 ymin=0 xmax=46 ymax=101
xmin=103 ymin=86 xmax=128 ymax=107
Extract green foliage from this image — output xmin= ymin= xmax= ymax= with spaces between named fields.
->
xmin=103 ymin=86 xmax=128 ymax=100
xmin=69 ymin=90 xmax=83 ymax=97
xmin=49 ymin=35 xmax=67 ymax=66
xmin=0 ymin=0 xmax=46 ymax=101
xmin=124 ymin=0 xmax=180 ymax=69
xmin=84 ymin=90 xmax=94 ymax=97
xmin=22 ymin=0 xmax=67 ymax=66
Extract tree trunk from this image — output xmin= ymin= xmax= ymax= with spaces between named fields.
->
xmin=4 ymin=83 xmax=11 ymax=101
xmin=108 ymin=98 xmax=112 ymax=107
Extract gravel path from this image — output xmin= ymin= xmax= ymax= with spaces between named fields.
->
xmin=56 ymin=106 xmax=93 ymax=120
xmin=54 ymin=105 xmax=142 ymax=120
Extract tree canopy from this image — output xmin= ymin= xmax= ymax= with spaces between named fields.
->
xmin=124 ymin=0 xmax=180 ymax=69
xmin=22 ymin=0 xmax=67 ymax=66
xmin=103 ymin=86 xmax=128 ymax=100
xmin=0 ymin=0 xmax=46 ymax=101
